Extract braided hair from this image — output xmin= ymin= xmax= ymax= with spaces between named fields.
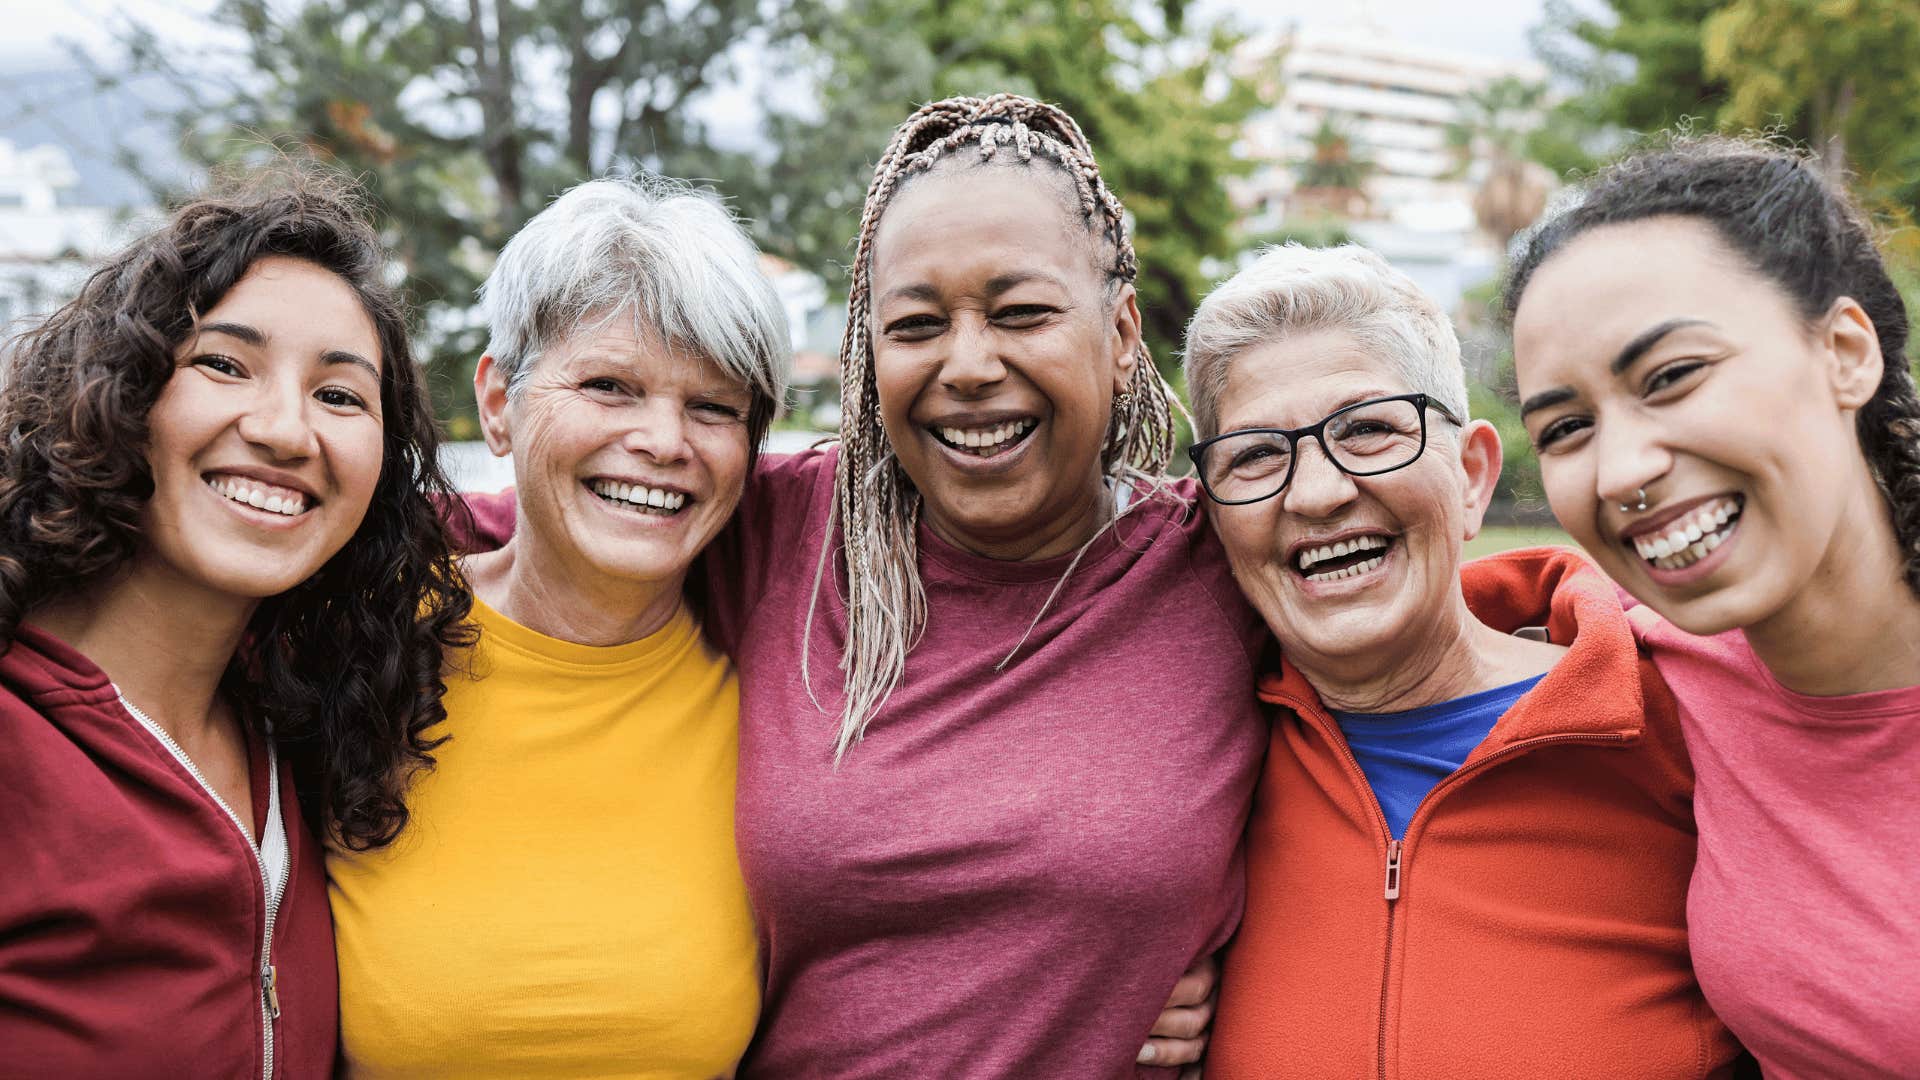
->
xmin=1504 ymin=135 xmax=1920 ymax=599
xmin=814 ymin=93 xmax=1182 ymax=759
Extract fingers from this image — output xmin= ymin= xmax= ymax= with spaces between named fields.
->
xmin=1137 ymin=1032 xmax=1208 ymax=1067
xmin=1163 ymin=953 xmax=1220 ymax=1009
xmin=1149 ymin=1000 xmax=1214 ymax=1040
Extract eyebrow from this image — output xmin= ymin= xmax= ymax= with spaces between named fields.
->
xmin=1611 ymin=317 xmax=1713 ymax=375
xmin=877 ymin=271 xmax=1067 ymax=308
xmin=322 ymin=349 xmax=382 ymax=380
xmin=196 ymin=321 xmax=379 ymax=380
xmin=1518 ymin=317 xmax=1716 ymax=420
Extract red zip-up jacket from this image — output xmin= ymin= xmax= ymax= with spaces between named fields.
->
xmin=1210 ymin=547 xmax=1741 ymax=1080
xmin=0 ymin=624 xmax=336 ymax=1079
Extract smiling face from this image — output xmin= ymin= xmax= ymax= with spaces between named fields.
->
xmin=478 ymin=314 xmax=752 ymax=598
xmin=138 ymin=255 xmax=386 ymax=605
xmin=1512 ymin=217 xmax=1886 ymax=636
xmin=866 ymin=164 xmax=1139 ymax=560
xmin=1207 ymin=330 xmax=1500 ymax=676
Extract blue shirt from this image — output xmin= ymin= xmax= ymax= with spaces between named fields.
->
xmin=1333 ymin=674 xmax=1546 ymax=839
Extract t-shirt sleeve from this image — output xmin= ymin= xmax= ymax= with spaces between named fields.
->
xmin=699 ymin=449 xmax=837 ymax=654
xmin=440 ymin=490 xmax=517 ymax=554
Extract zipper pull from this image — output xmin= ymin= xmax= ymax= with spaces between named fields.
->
xmin=1383 ymin=839 xmax=1402 ymax=900
xmin=263 ymin=963 xmax=282 ymax=1020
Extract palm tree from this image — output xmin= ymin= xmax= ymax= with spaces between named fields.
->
xmin=1292 ymin=114 xmax=1374 ymax=218
xmin=1447 ymin=76 xmax=1555 ymax=247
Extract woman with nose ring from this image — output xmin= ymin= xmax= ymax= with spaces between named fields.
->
xmin=1184 ymin=245 xmax=1739 ymax=1078
xmin=1507 ymin=136 xmax=1920 ymax=1080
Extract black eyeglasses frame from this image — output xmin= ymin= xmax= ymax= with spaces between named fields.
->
xmin=1186 ymin=392 xmax=1463 ymax=507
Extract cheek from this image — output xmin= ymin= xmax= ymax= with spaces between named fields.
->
xmin=694 ymin=428 xmax=751 ymax=505
xmin=1535 ymin=455 xmax=1601 ymax=544
xmin=330 ymin=418 xmax=390 ymax=509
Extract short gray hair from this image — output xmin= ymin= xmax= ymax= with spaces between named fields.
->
xmin=479 ymin=175 xmax=791 ymax=445
xmin=1183 ymin=244 xmax=1468 ymax=438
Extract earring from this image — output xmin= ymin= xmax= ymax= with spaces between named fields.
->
xmin=1112 ymin=390 xmax=1134 ymax=413
xmin=1618 ymin=488 xmax=1649 ymax=513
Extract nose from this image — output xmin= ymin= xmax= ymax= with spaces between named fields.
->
xmin=622 ymin=398 xmax=693 ymax=463
xmin=235 ymin=375 xmax=320 ymax=461
xmin=1592 ymin=410 xmax=1673 ymax=513
xmin=1280 ymin=436 xmax=1359 ymax=519
xmin=938 ymin=315 xmax=1007 ymax=398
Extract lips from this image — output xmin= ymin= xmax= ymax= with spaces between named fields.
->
xmin=204 ymin=472 xmax=313 ymax=517
xmin=1289 ymin=532 xmax=1397 ymax=582
xmin=586 ymin=478 xmax=692 ymax=516
xmin=1622 ymin=494 xmax=1744 ymax=571
xmin=927 ymin=417 xmax=1038 ymax=458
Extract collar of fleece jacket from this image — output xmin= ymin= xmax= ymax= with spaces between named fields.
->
xmin=1256 ymin=545 xmax=1652 ymax=750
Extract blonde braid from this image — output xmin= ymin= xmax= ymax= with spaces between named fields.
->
xmin=806 ymin=94 xmax=1183 ymax=760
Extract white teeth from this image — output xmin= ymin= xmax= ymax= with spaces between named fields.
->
xmin=1630 ymin=496 xmax=1743 ymax=568
xmin=935 ymin=419 xmax=1036 ymax=455
xmin=206 ymin=476 xmax=307 ymax=516
xmin=1297 ymin=535 xmax=1390 ymax=572
xmin=589 ymin=479 xmax=687 ymax=513
xmin=1304 ymin=554 xmax=1385 ymax=582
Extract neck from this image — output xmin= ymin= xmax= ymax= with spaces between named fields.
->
xmin=925 ymin=477 xmax=1116 ymax=562
xmin=1746 ymin=483 xmax=1920 ymax=695
xmin=1298 ymin=592 xmax=1550 ymax=715
xmin=32 ymin=558 xmax=256 ymax=744
xmin=464 ymin=538 xmax=685 ymax=647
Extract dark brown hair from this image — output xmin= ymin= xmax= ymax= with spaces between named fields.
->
xmin=1504 ymin=135 xmax=1920 ymax=598
xmin=0 ymin=163 xmax=474 ymax=849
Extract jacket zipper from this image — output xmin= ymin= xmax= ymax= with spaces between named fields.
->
xmin=120 ymin=695 xmax=285 ymax=1080
xmin=1274 ymin=689 xmax=1629 ymax=1080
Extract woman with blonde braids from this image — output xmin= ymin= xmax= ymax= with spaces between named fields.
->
xmin=463 ymin=93 xmax=1260 ymax=1077
xmin=711 ymin=92 xmax=1262 ymax=1078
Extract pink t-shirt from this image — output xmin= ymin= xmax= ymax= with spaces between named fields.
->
xmin=1631 ymin=610 xmax=1920 ymax=1080
xmin=701 ymin=449 xmax=1268 ymax=1079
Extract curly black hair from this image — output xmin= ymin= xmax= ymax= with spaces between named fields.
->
xmin=0 ymin=162 xmax=474 ymax=849
xmin=1504 ymin=135 xmax=1920 ymax=599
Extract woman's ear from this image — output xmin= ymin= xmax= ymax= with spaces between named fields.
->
xmin=475 ymin=354 xmax=513 ymax=457
xmin=1457 ymin=418 xmax=1504 ymax=543
xmin=1109 ymin=282 xmax=1143 ymax=395
xmin=1825 ymin=297 xmax=1884 ymax=410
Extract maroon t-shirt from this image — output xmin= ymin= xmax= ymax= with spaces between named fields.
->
xmin=454 ymin=448 xmax=1267 ymax=1078
xmin=706 ymin=449 xmax=1266 ymax=1078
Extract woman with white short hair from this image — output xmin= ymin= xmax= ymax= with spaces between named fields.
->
xmin=1186 ymin=244 xmax=1740 ymax=1078
xmin=327 ymin=175 xmax=790 ymax=1079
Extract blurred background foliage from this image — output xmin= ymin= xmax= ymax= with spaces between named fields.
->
xmin=65 ymin=0 xmax=1920 ymax=490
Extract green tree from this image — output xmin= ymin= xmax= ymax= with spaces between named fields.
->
xmin=90 ymin=0 xmax=808 ymax=433
xmin=1702 ymin=0 xmax=1920 ymax=181
xmin=733 ymin=0 xmax=1264 ymax=371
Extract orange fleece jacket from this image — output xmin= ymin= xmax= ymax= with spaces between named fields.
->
xmin=1211 ymin=547 xmax=1740 ymax=1080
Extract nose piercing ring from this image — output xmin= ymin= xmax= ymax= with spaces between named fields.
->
xmin=1619 ymin=488 xmax=1648 ymax=513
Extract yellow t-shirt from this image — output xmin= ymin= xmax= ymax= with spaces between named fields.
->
xmin=328 ymin=595 xmax=759 ymax=1079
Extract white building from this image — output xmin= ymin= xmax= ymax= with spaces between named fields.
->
xmin=0 ymin=140 xmax=131 ymax=333
xmin=1234 ymin=24 xmax=1548 ymax=313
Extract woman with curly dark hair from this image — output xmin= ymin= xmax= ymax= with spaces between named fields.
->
xmin=1506 ymin=137 xmax=1920 ymax=1079
xmin=0 ymin=166 xmax=470 ymax=1078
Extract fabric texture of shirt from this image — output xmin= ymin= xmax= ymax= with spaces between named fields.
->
xmin=328 ymin=595 xmax=760 ymax=1080
xmin=1211 ymin=547 xmax=1740 ymax=1080
xmin=0 ymin=622 xmax=337 ymax=1080
xmin=707 ymin=449 xmax=1267 ymax=1079
xmin=1630 ymin=609 xmax=1920 ymax=1080
xmin=1333 ymin=673 xmax=1545 ymax=838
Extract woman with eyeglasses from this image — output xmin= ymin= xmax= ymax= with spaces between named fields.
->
xmin=1185 ymin=245 xmax=1741 ymax=1078
xmin=1505 ymin=137 xmax=1920 ymax=1080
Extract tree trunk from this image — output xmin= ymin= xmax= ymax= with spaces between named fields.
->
xmin=467 ymin=0 xmax=525 ymax=228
